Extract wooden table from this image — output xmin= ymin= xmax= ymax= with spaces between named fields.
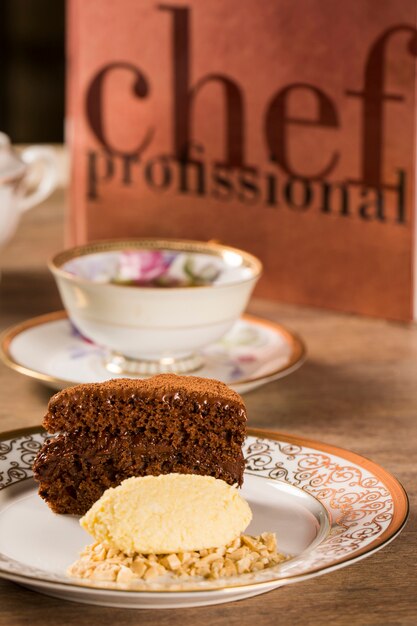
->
xmin=0 ymin=173 xmax=415 ymax=625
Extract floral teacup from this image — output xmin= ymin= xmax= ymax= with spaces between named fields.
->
xmin=50 ymin=239 xmax=262 ymax=374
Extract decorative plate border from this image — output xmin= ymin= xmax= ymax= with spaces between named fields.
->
xmin=0 ymin=312 xmax=306 ymax=390
xmin=0 ymin=427 xmax=408 ymax=595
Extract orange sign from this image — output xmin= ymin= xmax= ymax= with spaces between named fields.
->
xmin=67 ymin=0 xmax=417 ymax=320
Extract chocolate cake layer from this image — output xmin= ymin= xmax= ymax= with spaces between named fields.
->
xmin=33 ymin=431 xmax=245 ymax=515
xmin=45 ymin=375 xmax=246 ymax=435
xmin=33 ymin=374 xmax=247 ymax=515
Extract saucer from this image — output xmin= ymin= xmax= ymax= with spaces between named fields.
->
xmin=0 ymin=311 xmax=305 ymax=394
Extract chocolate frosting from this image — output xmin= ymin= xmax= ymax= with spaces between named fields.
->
xmin=45 ymin=374 xmax=247 ymax=433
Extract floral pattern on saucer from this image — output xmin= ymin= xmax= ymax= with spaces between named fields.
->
xmin=201 ymin=324 xmax=270 ymax=381
xmin=2 ymin=312 xmax=305 ymax=393
xmin=67 ymin=317 xmax=290 ymax=384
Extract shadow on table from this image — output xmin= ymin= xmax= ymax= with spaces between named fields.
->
xmin=244 ymin=358 xmax=398 ymax=435
xmin=0 ymin=578 xmax=278 ymax=626
xmin=0 ymin=270 xmax=61 ymax=321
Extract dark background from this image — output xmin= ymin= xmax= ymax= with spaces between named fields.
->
xmin=0 ymin=0 xmax=65 ymax=143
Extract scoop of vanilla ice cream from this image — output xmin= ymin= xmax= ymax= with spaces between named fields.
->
xmin=80 ymin=473 xmax=252 ymax=555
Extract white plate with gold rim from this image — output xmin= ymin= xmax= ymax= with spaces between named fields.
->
xmin=0 ymin=427 xmax=408 ymax=609
xmin=0 ymin=312 xmax=305 ymax=394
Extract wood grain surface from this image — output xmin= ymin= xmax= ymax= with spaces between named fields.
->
xmin=0 ymin=175 xmax=415 ymax=625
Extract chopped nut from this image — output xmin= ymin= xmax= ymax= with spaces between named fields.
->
xmin=228 ymin=547 xmax=249 ymax=561
xmin=210 ymin=558 xmax=224 ymax=574
xmin=236 ymin=556 xmax=252 ymax=574
xmin=131 ymin=560 xmax=147 ymax=577
xmin=160 ymin=553 xmax=182 ymax=571
xmin=258 ymin=549 xmax=269 ymax=558
xmin=92 ymin=561 xmax=119 ymax=581
xmin=262 ymin=533 xmax=277 ymax=552
xmin=106 ymin=547 xmax=120 ymax=559
xmin=226 ymin=537 xmax=241 ymax=553
xmin=176 ymin=566 xmax=188 ymax=578
xmin=241 ymin=535 xmax=260 ymax=551
xmin=178 ymin=552 xmax=192 ymax=564
xmin=67 ymin=532 xmax=288 ymax=585
xmin=143 ymin=564 xmax=166 ymax=580
xmin=133 ymin=554 xmax=146 ymax=563
xmin=92 ymin=544 xmax=108 ymax=561
xmin=199 ymin=552 xmax=224 ymax=565
xmin=193 ymin=564 xmax=211 ymax=577
xmin=222 ymin=558 xmax=237 ymax=576
xmin=117 ymin=565 xmax=134 ymax=583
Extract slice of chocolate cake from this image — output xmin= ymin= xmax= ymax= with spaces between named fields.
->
xmin=33 ymin=374 xmax=247 ymax=515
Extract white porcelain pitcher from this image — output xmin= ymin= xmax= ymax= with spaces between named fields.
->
xmin=0 ymin=132 xmax=58 ymax=247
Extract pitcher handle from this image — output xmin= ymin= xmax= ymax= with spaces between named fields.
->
xmin=18 ymin=146 xmax=58 ymax=213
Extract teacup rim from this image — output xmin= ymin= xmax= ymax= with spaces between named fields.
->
xmin=49 ymin=238 xmax=263 ymax=291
